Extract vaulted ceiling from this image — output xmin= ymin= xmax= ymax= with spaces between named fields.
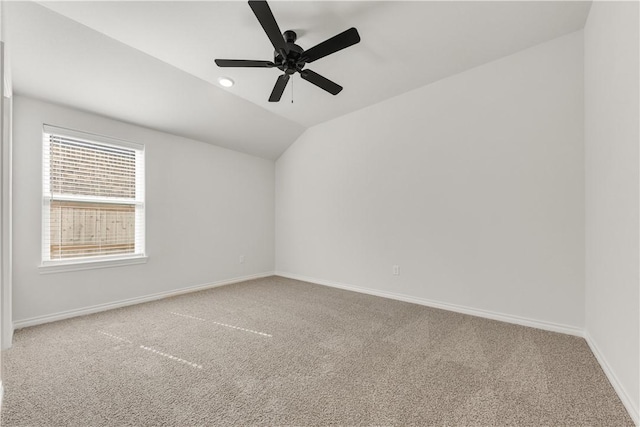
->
xmin=5 ymin=1 xmax=591 ymax=159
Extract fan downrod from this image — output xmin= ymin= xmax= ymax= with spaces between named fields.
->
xmin=283 ymin=30 xmax=297 ymax=44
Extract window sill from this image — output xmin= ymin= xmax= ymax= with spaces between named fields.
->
xmin=39 ymin=255 xmax=148 ymax=274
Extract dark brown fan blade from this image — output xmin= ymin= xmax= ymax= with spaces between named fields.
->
xmin=248 ymin=1 xmax=287 ymax=54
xmin=301 ymin=27 xmax=360 ymax=63
xmin=300 ymin=70 xmax=342 ymax=95
xmin=269 ymin=74 xmax=290 ymax=102
xmin=215 ymin=59 xmax=275 ymax=68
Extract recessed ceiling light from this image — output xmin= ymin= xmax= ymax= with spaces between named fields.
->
xmin=218 ymin=77 xmax=234 ymax=88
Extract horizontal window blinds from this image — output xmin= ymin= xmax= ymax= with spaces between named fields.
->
xmin=42 ymin=126 xmax=145 ymax=262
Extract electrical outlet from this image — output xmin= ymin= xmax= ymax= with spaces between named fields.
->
xmin=239 ymin=255 xmax=245 ymax=264
xmin=392 ymin=265 xmax=399 ymax=276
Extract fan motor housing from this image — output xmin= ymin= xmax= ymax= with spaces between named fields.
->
xmin=275 ymin=30 xmax=306 ymax=74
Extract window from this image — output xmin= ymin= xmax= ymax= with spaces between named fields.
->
xmin=41 ymin=125 xmax=145 ymax=272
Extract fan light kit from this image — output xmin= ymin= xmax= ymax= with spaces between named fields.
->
xmin=218 ymin=77 xmax=234 ymax=88
xmin=215 ymin=0 xmax=361 ymax=102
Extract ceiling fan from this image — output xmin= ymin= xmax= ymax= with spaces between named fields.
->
xmin=215 ymin=0 xmax=361 ymax=102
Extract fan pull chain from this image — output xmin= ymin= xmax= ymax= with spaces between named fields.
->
xmin=291 ymin=75 xmax=294 ymax=104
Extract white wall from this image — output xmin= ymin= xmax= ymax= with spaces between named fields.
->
xmin=276 ymin=31 xmax=585 ymax=331
xmin=584 ymin=1 xmax=639 ymax=422
xmin=12 ymin=95 xmax=275 ymax=323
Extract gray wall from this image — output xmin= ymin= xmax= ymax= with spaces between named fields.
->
xmin=12 ymin=95 xmax=275 ymax=323
xmin=276 ymin=32 xmax=585 ymax=330
xmin=584 ymin=1 xmax=639 ymax=420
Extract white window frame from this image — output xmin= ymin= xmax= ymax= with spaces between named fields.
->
xmin=39 ymin=125 xmax=147 ymax=274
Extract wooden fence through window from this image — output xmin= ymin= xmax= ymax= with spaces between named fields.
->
xmin=49 ymin=200 xmax=135 ymax=259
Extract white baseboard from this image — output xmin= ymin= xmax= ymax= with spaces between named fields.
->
xmin=13 ymin=271 xmax=275 ymax=330
xmin=275 ymin=271 xmax=584 ymax=337
xmin=584 ymin=331 xmax=639 ymax=425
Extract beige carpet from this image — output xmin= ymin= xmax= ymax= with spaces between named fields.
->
xmin=1 ymin=276 xmax=633 ymax=426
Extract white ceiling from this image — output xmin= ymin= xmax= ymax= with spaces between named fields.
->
xmin=5 ymin=1 xmax=591 ymax=159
